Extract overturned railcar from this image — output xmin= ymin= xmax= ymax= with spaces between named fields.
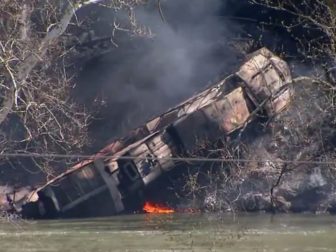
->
xmin=22 ymin=48 xmax=293 ymax=218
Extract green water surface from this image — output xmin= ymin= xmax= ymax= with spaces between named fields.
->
xmin=0 ymin=213 xmax=335 ymax=252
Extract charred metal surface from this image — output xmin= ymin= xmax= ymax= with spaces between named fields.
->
xmin=202 ymin=87 xmax=251 ymax=134
xmin=236 ymin=47 xmax=292 ymax=115
xmin=21 ymin=48 xmax=293 ymax=219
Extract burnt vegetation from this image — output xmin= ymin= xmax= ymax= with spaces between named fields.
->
xmin=169 ymin=0 xmax=336 ymax=213
xmin=152 ymin=0 xmax=336 ymax=214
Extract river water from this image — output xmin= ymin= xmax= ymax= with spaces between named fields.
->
xmin=0 ymin=213 xmax=335 ymax=252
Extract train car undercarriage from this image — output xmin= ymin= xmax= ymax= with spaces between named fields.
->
xmin=20 ymin=48 xmax=294 ymax=219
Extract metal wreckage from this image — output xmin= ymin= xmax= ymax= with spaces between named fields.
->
xmin=20 ymin=47 xmax=293 ymax=218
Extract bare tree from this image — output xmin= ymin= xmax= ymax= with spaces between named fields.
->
xmin=249 ymin=1 xmax=336 ymax=66
xmin=0 ymin=0 xmax=148 ymax=179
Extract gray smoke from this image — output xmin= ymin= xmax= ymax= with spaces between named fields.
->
xmin=76 ymin=0 xmax=242 ymax=148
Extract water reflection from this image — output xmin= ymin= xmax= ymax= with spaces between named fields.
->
xmin=0 ymin=213 xmax=335 ymax=252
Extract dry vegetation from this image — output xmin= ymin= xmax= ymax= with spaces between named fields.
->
xmin=250 ymin=0 xmax=336 ymax=67
xmin=0 ymin=0 xmax=148 ymax=178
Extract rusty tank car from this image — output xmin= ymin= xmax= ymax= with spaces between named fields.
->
xmin=21 ymin=48 xmax=293 ymax=218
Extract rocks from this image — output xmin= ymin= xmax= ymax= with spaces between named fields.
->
xmin=0 ymin=186 xmax=33 ymax=214
xmin=0 ymin=186 xmax=13 ymax=212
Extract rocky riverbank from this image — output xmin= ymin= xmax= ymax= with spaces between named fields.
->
xmin=198 ymin=78 xmax=336 ymax=214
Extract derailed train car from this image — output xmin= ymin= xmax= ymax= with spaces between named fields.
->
xmin=21 ymin=48 xmax=293 ymax=218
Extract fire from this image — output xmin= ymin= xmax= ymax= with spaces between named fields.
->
xmin=143 ymin=202 xmax=175 ymax=214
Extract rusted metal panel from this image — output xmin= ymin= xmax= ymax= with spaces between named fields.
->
xmin=105 ymin=131 xmax=176 ymax=176
xmin=146 ymin=110 xmax=179 ymax=132
xmin=265 ymin=88 xmax=293 ymax=115
xmin=176 ymin=87 xmax=222 ymax=116
xmin=146 ymin=86 xmax=221 ymax=132
xmin=128 ymin=142 xmax=162 ymax=185
xmin=147 ymin=133 xmax=175 ymax=172
xmin=224 ymin=87 xmax=251 ymax=131
xmin=42 ymin=162 xmax=106 ymax=213
xmin=77 ymin=164 xmax=104 ymax=190
xmin=202 ymin=87 xmax=251 ymax=134
xmin=94 ymin=159 xmax=124 ymax=213
xmin=270 ymin=57 xmax=292 ymax=84
xmin=236 ymin=47 xmax=292 ymax=116
xmin=104 ymin=160 xmax=119 ymax=174
xmin=236 ymin=53 xmax=278 ymax=96
xmin=122 ymin=131 xmax=178 ymax=184
xmin=172 ymin=110 xmax=221 ymax=153
xmin=129 ymin=144 xmax=149 ymax=161
xmin=61 ymin=186 xmax=108 ymax=213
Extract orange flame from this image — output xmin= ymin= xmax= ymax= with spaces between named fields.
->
xmin=143 ymin=202 xmax=175 ymax=214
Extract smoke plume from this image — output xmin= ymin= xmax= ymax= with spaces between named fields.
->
xmin=75 ymin=0 xmax=242 ymax=148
